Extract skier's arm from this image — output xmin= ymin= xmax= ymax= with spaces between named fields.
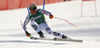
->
xmin=23 ymin=14 xmax=31 ymax=37
xmin=23 ymin=15 xmax=30 ymax=32
xmin=37 ymin=9 xmax=53 ymax=19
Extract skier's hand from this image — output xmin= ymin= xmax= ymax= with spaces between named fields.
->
xmin=49 ymin=15 xmax=53 ymax=19
xmin=25 ymin=31 xmax=31 ymax=37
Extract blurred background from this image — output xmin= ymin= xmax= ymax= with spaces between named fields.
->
xmin=0 ymin=0 xmax=78 ymax=11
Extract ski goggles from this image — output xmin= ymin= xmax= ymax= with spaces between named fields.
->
xmin=29 ymin=7 xmax=36 ymax=10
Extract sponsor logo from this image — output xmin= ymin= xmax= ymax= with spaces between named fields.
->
xmin=31 ymin=15 xmax=42 ymax=20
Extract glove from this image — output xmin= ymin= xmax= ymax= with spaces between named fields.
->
xmin=49 ymin=15 xmax=53 ymax=19
xmin=25 ymin=31 xmax=31 ymax=37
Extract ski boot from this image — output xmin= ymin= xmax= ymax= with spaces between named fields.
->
xmin=62 ymin=35 xmax=68 ymax=39
xmin=38 ymin=31 xmax=45 ymax=38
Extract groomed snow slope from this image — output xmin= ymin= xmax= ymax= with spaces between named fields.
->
xmin=0 ymin=0 xmax=100 ymax=48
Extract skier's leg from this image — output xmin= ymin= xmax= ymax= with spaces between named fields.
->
xmin=46 ymin=28 xmax=67 ymax=39
xmin=30 ymin=21 xmax=44 ymax=38
xmin=42 ymin=22 xmax=68 ymax=39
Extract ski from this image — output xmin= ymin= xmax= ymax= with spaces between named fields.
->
xmin=30 ymin=36 xmax=83 ymax=43
xmin=30 ymin=36 xmax=54 ymax=41
xmin=54 ymin=38 xmax=83 ymax=43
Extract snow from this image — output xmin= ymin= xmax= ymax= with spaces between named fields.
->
xmin=0 ymin=0 xmax=100 ymax=48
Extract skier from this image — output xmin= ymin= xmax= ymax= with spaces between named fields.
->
xmin=23 ymin=4 xmax=68 ymax=39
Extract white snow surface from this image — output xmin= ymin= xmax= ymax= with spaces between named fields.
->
xmin=0 ymin=0 xmax=100 ymax=48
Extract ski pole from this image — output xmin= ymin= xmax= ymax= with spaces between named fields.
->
xmin=20 ymin=7 xmax=29 ymax=29
xmin=43 ymin=0 xmax=45 ymax=10
xmin=20 ymin=20 xmax=23 ymax=29
xmin=54 ymin=17 xmax=77 ymax=28
xmin=27 ymin=6 xmax=30 ymax=13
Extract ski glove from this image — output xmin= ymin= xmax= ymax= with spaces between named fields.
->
xmin=49 ymin=15 xmax=53 ymax=19
xmin=25 ymin=31 xmax=31 ymax=37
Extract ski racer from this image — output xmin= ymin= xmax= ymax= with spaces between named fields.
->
xmin=23 ymin=4 xmax=68 ymax=39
